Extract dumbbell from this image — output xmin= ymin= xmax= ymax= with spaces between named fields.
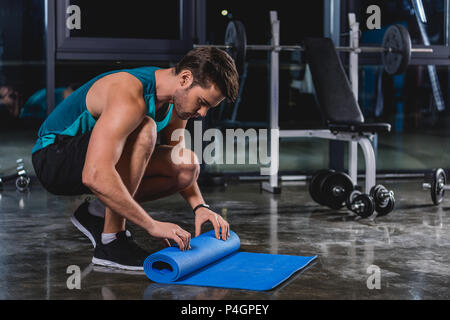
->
xmin=346 ymin=185 xmax=395 ymax=219
xmin=346 ymin=190 xmax=375 ymax=218
xmin=0 ymin=159 xmax=31 ymax=192
xmin=423 ymin=168 xmax=448 ymax=205
xmin=369 ymin=185 xmax=395 ymax=216
xmin=309 ymin=170 xmax=355 ymax=210
xmin=15 ymin=159 xmax=31 ymax=192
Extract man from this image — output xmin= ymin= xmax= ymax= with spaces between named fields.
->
xmin=31 ymin=48 xmax=240 ymax=271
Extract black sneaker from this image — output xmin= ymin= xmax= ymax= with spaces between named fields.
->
xmin=70 ymin=200 xmax=104 ymax=248
xmin=92 ymin=231 xmax=149 ymax=271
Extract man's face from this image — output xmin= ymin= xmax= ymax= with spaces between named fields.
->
xmin=172 ymin=72 xmax=225 ymax=120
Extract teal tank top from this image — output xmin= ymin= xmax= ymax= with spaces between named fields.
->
xmin=32 ymin=66 xmax=173 ymax=154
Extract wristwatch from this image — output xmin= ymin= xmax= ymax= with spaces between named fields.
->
xmin=193 ymin=204 xmax=210 ymax=214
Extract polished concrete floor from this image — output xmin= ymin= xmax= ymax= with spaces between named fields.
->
xmin=0 ymin=176 xmax=449 ymax=300
xmin=1 ymin=129 xmax=449 ymax=300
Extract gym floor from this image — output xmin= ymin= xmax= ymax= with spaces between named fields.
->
xmin=1 ymin=131 xmax=449 ymax=300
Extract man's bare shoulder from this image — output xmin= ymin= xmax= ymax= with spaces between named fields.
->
xmin=87 ymin=72 xmax=146 ymax=117
xmin=96 ymin=72 xmax=144 ymax=97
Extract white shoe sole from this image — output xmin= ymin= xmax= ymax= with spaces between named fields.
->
xmin=92 ymin=257 xmax=144 ymax=271
xmin=70 ymin=215 xmax=97 ymax=248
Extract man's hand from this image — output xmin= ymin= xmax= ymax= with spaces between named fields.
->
xmin=147 ymin=220 xmax=191 ymax=251
xmin=195 ymin=208 xmax=230 ymax=240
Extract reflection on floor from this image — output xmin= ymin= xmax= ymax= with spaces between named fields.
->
xmin=0 ymin=178 xmax=449 ymax=300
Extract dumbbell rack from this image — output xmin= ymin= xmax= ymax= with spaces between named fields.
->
xmin=0 ymin=159 xmax=31 ymax=192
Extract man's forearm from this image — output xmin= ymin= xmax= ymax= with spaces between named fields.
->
xmin=85 ymin=168 xmax=155 ymax=232
xmin=179 ymin=181 xmax=205 ymax=209
xmin=168 ymin=136 xmax=205 ymax=209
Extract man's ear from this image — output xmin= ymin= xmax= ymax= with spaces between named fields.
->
xmin=180 ymin=70 xmax=194 ymax=88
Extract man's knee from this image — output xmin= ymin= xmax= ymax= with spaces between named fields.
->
xmin=175 ymin=149 xmax=200 ymax=189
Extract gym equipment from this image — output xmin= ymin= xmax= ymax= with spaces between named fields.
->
xmin=423 ymin=168 xmax=449 ymax=205
xmin=224 ymin=20 xmax=247 ymax=76
xmin=346 ymin=190 xmax=375 ymax=218
xmin=411 ymin=0 xmax=445 ymax=112
xmin=310 ymin=170 xmax=395 ymax=219
xmin=309 ymin=169 xmax=335 ymax=206
xmin=200 ymin=12 xmax=397 ymax=198
xmin=309 ymin=170 xmax=355 ymax=210
xmin=381 ymin=25 xmax=411 ymax=75
xmin=320 ymin=172 xmax=355 ymax=210
xmin=0 ymin=159 xmax=31 ymax=192
xmin=143 ymin=230 xmax=317 ymax=291
xmin=369 ymin=185 xmax=395 ymax=216
xmin=345 ymin=185 xmax=395 ymax=218
xmin=195 ymin=21 xmax=433 ymax=75
xmin=321 ymin=172 xmax=355 ymax=209
xmin=198 ymin=12 xmax=397 ymax=200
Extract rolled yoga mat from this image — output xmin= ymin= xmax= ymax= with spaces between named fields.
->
xmin=143 ymin=230 xmax=317 ymax=291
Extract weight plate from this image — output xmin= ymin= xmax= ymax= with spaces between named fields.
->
xmin=16 ymin=176 xmax=30 ymax=193
xmin=346 ymin=190 xmax=362 ymax=211
xmin=376 ymin=196 xmax=395 ymax=217
xmin=309 ymin=170 xmax=335 ymax=206
xmin=370 ymin=184 xmax=388 ymax=204
xmin=321 ymin=172 xmax=355 ymax=210
xmin=431 ymin=168 xmax=446 ymax=205
xmin=369 ymin=185 xmax=381 ymax=199
xmin=353 ymin=194 xmax=375 ymax=218
xmin=382 ymin=24 xmax=412 ymax=75
xmin=369 ymin=184 xmax=395 ymax=216
xmin=225 ymin=20 xmax=247 ymax=76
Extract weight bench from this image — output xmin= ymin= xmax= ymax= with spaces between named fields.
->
xmin=261 ymin=37 xmax=391 ymax=194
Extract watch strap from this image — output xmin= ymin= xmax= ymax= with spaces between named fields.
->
xmin=193 ymin=204 xmax=210 ymax=214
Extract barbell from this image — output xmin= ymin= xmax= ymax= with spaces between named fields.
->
xmin=194 ymin=20 xmax=433 ymax=76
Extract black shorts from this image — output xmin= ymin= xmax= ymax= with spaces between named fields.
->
xmin=32 ymin=131 xmax=93 ymax=196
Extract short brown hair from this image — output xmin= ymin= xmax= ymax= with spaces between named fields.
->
xmin=175 ymin=47 xmax=239 ymax=102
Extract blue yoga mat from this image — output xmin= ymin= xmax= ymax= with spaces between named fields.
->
xmin=143 ymin=230 xmax=317 ymax=291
